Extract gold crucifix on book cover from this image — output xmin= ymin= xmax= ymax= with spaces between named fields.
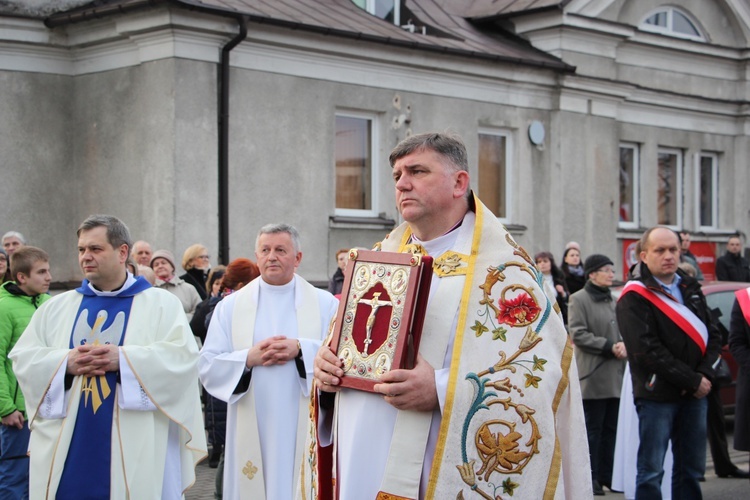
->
xmin=328 ymin=249 xmax=432 ymax=392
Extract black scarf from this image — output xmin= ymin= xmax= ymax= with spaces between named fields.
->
xmin=584 ymin=280 xmax=611 ymax=302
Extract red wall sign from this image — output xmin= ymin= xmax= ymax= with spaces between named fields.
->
xmin=690 ymin=241 xmax=717 ymax=281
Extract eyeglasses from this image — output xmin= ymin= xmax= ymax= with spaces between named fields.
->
xmin=596 ymin=266 xmax=615 ymax=274
xmin=198 ymin=255 xmax=210 ymax=260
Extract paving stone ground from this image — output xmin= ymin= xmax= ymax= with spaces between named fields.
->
xmin=185 ymin=434 xmax=749 ymax=499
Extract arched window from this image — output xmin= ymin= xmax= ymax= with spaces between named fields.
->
xmin=639 ymin=6 xmax=706 ymax=41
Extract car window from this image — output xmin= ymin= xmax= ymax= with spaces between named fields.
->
xmin=706 ymin=291 xmax=735 ymax=331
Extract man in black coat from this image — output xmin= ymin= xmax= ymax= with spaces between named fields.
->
xmin=617 ymin=227 xmax=722 ymax=499
xmin=729 ymin=287 xmax=750 ymax=478
xmin=715 ymin=235 xmax=750 ymax=282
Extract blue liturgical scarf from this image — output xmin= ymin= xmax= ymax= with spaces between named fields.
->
xmin=56 ymin=275 xmax=151 ymax=499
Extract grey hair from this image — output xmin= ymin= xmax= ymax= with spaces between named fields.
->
xmin=77 ymin=215 xmax=133 ymax=253
xmin=2 ymin=231 xmax=26 ymax=244
xmin=255 ymin=223 xmax=301 ymax=254
xmin=388 ymin=132 xmax=468 ymax=172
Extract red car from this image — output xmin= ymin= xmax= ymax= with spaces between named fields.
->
xmin=612 ymin=281 xmax=746 ymax=414
xmin=701 ymin=281 xmax=748 ymax=414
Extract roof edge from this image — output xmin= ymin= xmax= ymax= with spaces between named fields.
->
xmin=43 ymin=0 xmax=574 ymax=72
xmin=467 ymin=1 xmax=569 ymax=22
xmin=44 ymin=0 xmax=245 ymax=28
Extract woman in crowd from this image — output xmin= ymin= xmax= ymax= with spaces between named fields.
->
xmin=191 ymin=265 xmax=227 ymax=344
xmin=150 ymin=249 xmax=201 ymax=321
xmin=568 ymin=254 xmax=627 ymax=495
xmin=199 ymin=258 xmax=259 ymax=484
xmin=534 ymin=251 xmax=569 ymax=324
xmin=561 ymin=246 xmax=586 ymax=295
xmin=0 ymin=249 xmax=9 ymax=283
xmin=181 ymin=244 xmax=211 ymax=300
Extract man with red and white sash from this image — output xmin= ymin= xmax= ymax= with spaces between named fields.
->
xmin=616 ymin=226 xmax=721 ymax=499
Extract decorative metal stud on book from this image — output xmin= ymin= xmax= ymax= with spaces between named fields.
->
xmin=329 ymin=249 xmax=433 ymax=392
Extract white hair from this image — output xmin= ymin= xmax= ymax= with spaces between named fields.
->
xmin=2 ymin=231 xmax=26 ymax=244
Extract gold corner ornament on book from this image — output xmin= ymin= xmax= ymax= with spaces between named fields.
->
xmin=329 ymin=249 xmax=433 ymax=392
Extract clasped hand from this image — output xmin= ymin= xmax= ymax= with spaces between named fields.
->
xmin=611 ymin=341 xmax=627 ymax=360
xmin=313 ymin=346 xmax=439 ymax=412
xmin=67 ymin=344 xmax=119 ymax=376
xmin=246 ymin=336 xmax=299 ymax=368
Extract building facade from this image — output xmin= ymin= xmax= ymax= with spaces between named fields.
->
xmin=1 ymin=0 xmax=748 ymax=284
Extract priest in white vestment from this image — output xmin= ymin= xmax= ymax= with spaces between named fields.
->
xmin=308 ymin=133 xmax=591 ymax=500
xmin=9 ymin=215 xmax=207 ymax=499
xmin=200 ymin=224 xmax=338 ymax=500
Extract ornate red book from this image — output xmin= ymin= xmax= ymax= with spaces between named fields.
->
xmin=329 ymin=249 xmax=433 ymax=393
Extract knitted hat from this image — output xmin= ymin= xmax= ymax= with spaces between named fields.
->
xmin=150 ymin=249 xmax=176 ymax=271
xmin=584 ymin=254 xmax=614 ymax=277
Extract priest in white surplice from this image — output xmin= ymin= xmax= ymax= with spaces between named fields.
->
xmin=309 ymin=133 xmax=591 ymax=500
xmin=200 ymin=224 xmax=338 ymax=500
xmin=9 ymin=215 xmax=207 ymax=499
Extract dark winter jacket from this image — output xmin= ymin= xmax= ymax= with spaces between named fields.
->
xmin=562 ymin=264 xmax=586 ymax=295
xmin=729 ymin=295 xmax=750 ymax=451
xmin=616 ymin=262 xmax=721 ymax=403
xmin=181 ymin=267 xmax=209 ymax=300
xmin=327 ymin=268 xmax=345 ymax=296
xmin=190 ymin=295 xmax=222 ymax=343
xmin=715 ymin=252 xmax=750 ymax=282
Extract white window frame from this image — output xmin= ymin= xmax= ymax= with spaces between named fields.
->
xmin=695 ymin=152 xmax=718 ymax=230
xmin=357 ymin=0 xmax=401 ymax=26
xmin=657 ymin=147 xmax=683 ymax=230
xmin=334 ymin=111 xmax=379 ymax=218
xmin=478 ymin=127 xmax=513 ymax=223
xmin=618 ymin=142 xmax=640 ymax=229
xmin=639 ymin=7 xmax=705 ymax=42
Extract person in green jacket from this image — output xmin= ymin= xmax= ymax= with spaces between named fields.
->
xmin=0 ymin=246 xmax=51 ymax=499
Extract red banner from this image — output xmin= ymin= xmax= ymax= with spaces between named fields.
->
xmin=690 ymin=241 xmax=717 ymax=281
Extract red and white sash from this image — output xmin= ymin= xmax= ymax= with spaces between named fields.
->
xmin=735 ymin=287 xmax=750 ymax=325
xmin=620 ymin=280 xmax=708 ymax=354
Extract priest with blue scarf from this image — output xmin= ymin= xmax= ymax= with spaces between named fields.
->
xmin=10 ymin=215 xmax=207 ymax=499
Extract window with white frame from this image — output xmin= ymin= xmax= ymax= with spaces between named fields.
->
xmin=478 ymin=129 xmax=512 ymax=221
xmin=619 ymin=143 xmax=639 ymax=228
xmin=335 ymin=113 xmax=377 ymax=216
xmin=657 ymin=148 xmax=682 ymax=228
xmin=639 ymin=7 xmax=705 ymax=42
xmin=351 ymin=0 xmax=402 ymax=25
xmin=696 ymin=152 xmax=718 ymax=229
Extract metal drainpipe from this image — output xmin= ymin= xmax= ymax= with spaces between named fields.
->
xmin=218 ymin=16 xmax=248 ymax=265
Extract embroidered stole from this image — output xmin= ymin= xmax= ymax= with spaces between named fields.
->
xmin=372 ymin=211 xmax=475 ymax=500
xmin=57 ymin=278 xmax=151 ymax=499
xmin=231 ymin=276 xmax=321 ymax=500
xmin=735 ymin=287 xmax=750 ymax=325
xmin=620 ymin=280 xmax=708 ymax=354
xmin=304 ymin=196 xmax=584 ymax=499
